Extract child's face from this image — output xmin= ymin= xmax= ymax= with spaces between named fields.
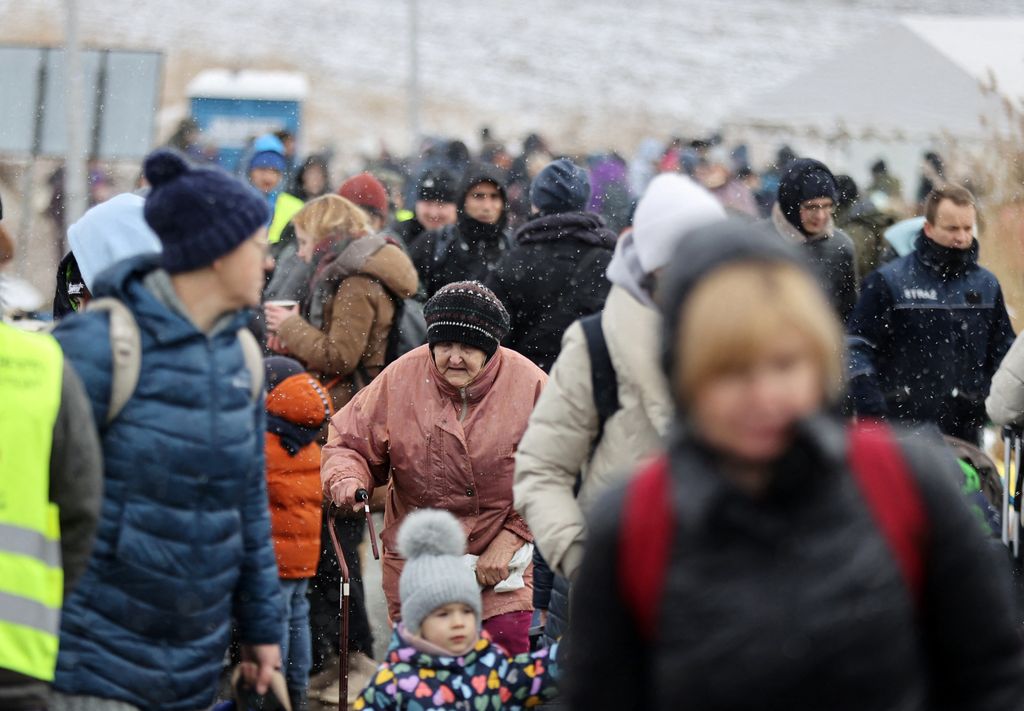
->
xmin=419 ymin=603 xmax=478 ymax=655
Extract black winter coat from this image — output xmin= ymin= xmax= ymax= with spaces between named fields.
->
xmin=485 ymin=212 xmax=616 ymax=371
xmin=393 ymin=216 xmax=427 ymax=249
xmin=764 ymin=206 xmax=859 ymax=322
xmin=408 ymin=217 xmax=512 ymax=299
xmin=53 ymin=251 xmax=86 ymax=319
xmin=848 ymin=233 xmax=1015 ymax=442
xmin=806 ymin=229 xmax=858 ymax=321
xmin=408 ymin=163 xmax=513 ymax=299
xmin=568 ymin=418 xmax=1024 ymax=711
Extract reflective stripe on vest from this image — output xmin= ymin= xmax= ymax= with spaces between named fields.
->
xmin=268 ymin=192 xmax=305 ymax=245
xmin=0 ymin=324 xmax=64 ymax=681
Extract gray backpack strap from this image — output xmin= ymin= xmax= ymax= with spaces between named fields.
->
xmin=237 ymin=328 xmax=264 ymax=402
xmin=86 ymin=297 xmax=141 ymax=425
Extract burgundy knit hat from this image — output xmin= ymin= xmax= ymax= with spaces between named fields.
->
xmin=424 ymin=281 xmax=510 ymax=358
xmin=338 ymin=172 xmax=389 ymax=219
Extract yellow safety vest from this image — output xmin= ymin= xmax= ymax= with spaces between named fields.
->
xmin=268 ymin=192 xmax=306 ymax=246
xmin=0 ymin=324 xmax=64 ymax=681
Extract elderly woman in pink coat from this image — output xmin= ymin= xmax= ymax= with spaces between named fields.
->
xmin=322 ymin=281 xmax=547 ymax=653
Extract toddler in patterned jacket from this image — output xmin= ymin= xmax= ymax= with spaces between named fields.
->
xmin=355 ymin=509 xmax=559 ymax=710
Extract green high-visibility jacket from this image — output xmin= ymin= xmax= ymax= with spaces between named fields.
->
xmin=0 ymin=324 xmax=64 ymax=682
xmin=269 ymin=192 xmax=305 ymax=246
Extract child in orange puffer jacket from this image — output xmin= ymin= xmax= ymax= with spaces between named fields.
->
xmin=264 ymin=356 xmax=334 ymax=711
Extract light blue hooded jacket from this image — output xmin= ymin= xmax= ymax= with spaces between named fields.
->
xmin=67 ymin=192 xmax=162 ymax=291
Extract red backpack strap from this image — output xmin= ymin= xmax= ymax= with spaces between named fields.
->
xmin=847 ymin=422 xmax=929 ymax=605
xmin=619 ymin=455 xmax=675 ymax=639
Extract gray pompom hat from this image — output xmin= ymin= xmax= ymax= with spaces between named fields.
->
xmin=398 ymin=509 xmax=482 ymax=633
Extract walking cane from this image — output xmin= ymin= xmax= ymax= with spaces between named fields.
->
xmin=327 ymin=488 xmax=381 ymax=710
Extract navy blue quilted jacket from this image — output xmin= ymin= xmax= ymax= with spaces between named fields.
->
xmin=848 ymin=233 xmax=1015 ymax=441
xmin=51 ymin=255 xmax=282 ymax=710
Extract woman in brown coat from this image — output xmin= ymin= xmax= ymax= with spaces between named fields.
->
xmin=265 ymin=195 xmax=420 ymax=704
xmin=264 ymin=194 xmax=419 ymax=409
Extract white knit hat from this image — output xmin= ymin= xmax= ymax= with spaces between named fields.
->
xmin=632 ymin=174 xmax=726 ymax=274
xmin=398 ymin=510 xmax=482 ymax=633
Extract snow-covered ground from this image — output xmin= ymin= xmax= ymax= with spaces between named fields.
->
xmin=2 ymin=0 xmax=1022 ymax=156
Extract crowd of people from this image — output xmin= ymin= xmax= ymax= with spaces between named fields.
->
xmin=3 ymin=121 xmax=1024 ymax=711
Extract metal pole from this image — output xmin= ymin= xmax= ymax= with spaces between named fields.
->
xmin=90 ymin=49 xmax=109 ymax=161
xmin=15 ymin=49 xmax=49 ymax=278
xmin=64 ymin=0 xmax=88 ymax=227
xmin=408 ymin=0 xmax=421 ymax=153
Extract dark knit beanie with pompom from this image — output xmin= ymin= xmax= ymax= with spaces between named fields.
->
xmin=424 ymin=281 xmax=510 ymax=358
xmin=142 ymin=148 xmax=270 ymax=274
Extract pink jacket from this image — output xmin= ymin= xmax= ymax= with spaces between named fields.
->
xmin=322 ymin=345 xmax=546 ymax=620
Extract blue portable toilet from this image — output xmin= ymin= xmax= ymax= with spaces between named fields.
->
xmin=187 ymin=69 xmax=308 ymax=174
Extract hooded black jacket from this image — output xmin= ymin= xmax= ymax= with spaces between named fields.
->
xmin=53 ymin=251 xmax=87 ymax=320
xmin=393 ymin=216 xmax=427 ymax=249
xmin=765 ymin=158 xmax=859 ymax=321
xmin=761 ymin=205 xmax=859 ymax=322
xmin=568 ymin=221 xmax=1024 ymax=711
xmin=485 ymin=212 xmax=616 ymax=371
xmin=408 ymin=164 xmax=512 ymax=299
xmin=568 ymin=420 xmax=1024 ymax=711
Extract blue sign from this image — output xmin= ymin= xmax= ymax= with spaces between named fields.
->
xmin=190 ymin=96 xmax=302 ymax=174
xmin=187 ymin=71 xmax=307 ymax=174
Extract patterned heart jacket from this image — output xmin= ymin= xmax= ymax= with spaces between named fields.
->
xmin=354 ymin=627 xmax=560 ymax=710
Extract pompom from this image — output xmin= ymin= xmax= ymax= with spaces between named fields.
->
xmin=397 ymin=509 xmax=466 ymax=560
xmin=144 ymin=149 xmax=189 ymax=187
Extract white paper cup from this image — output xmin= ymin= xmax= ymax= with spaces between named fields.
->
xmin=264 ymin=299 xmax=299 ymax=309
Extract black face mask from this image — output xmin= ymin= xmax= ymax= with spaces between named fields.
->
xmin=916 ymin=232 xmax=978 ymax=277
xmin=458 ymin=212 xmax=506 ymax=242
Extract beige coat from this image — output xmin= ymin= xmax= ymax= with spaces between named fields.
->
xmin=987 ymin=331 xmax=1024 ymax=427
xmin=513 ymin=285 xmax=672 ymax=581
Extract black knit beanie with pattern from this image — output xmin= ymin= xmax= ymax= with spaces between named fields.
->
xmin=424 ymin=281 xmax=510 ymax=358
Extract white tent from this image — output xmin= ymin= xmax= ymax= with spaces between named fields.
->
xmin=907 ymin=16 xmax=1024 ymax=105
xmin=729 ymin=15 xmax=1023 ymax=141
xmin=725 ymin=15 xmax=1024 ymax=188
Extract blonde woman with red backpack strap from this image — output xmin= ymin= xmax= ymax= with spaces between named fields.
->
xmin=567 ymin=221 xmax=1024 ymax=711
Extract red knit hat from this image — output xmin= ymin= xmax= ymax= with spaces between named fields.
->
xmin=338 ymin=172 xmax=389 ymax=219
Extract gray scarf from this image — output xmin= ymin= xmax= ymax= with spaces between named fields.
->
xmin=306 ymin=233 xmax=387 ymax=329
